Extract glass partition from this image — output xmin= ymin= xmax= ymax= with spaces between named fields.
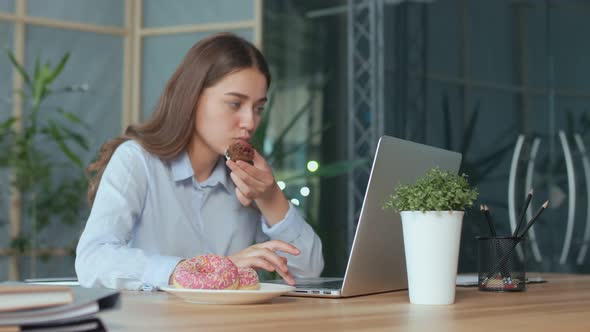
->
xmin=264 ymin=0 xmax=590 ymax=274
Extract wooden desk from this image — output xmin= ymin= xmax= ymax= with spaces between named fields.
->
xmin=99 ymin=274 xmax=590 ymax=331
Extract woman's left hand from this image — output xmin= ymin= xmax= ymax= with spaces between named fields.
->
xmin=228 ymin=240 xmax=300 ymax=285
xmin=226 ymin=150 xmax=278 ymax=206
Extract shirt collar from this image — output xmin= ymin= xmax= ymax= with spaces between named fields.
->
xmin=170 ymin=151 xmax=232 ymax=192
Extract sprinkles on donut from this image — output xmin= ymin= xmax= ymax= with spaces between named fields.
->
xmin=173 ymin=254 xmax=239 ymax=290
xmin=172 ymin=254 xmax=261 ymax=291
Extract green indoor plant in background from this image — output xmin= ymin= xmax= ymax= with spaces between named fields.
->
xmin=0 ymin=50 xmax=89 ymax=277
xmin=383 ymin=168 xmax=478 ymax=305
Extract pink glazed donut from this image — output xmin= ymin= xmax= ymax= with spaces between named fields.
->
xmin=237 ymin=266 xmax=260 ymax=290
xmin=173 ymin=255 xmax=239 ymax=290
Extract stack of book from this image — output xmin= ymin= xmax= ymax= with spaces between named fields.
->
xmin=0 ymin=283 xmax=119 ymax=332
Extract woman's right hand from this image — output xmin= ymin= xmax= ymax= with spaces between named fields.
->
xmin=228 ymin=240 xmax=300 ymax=285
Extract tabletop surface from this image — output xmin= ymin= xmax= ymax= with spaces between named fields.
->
xmin=99 ymin=273 xmax=590 ymax=331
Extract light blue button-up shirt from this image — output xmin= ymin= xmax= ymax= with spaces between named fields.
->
xmin=75 ymin=140 xmax=324 ymax=290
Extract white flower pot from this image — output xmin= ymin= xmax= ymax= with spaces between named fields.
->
xmin=400 ymin=211 xmax=464 ymax=305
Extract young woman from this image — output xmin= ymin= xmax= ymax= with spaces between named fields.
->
xmin=75 ymin=33 xmax=324 ymax=290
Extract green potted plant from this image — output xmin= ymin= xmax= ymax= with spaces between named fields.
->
xmin=383 ymin=167 xmax=478 ymax=305
xmin=1 ymin=50 xmax=89 ymax=278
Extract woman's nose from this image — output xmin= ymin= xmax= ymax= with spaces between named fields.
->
xmin=239 ymin=108 xmax=256 ymax=131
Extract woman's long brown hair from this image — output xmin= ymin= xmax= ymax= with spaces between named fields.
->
xmin=86 ymin=33 xmax=271 ymax=206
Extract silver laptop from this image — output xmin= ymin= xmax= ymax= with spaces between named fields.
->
xmin=272 ymin=135 xmax=462 ymax=297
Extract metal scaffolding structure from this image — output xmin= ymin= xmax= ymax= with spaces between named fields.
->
xmin=347 ymin=0 xmax=385 ymax=248
xmin=347 ymin=0 xmax=427 ymax=248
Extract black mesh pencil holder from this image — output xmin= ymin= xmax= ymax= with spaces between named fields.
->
xmin=477 ymin=236 xmax=526 ymax=292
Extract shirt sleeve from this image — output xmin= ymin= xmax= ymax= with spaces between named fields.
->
xmin=75 ymin=142 xmax=183 ymax=290
xmin=259 ymin=203 xmax=325 ymax=278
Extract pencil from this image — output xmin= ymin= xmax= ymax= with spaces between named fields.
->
xmin=517 ymin=200 xmax=549 ymax=239
xmin=513 ymin=189 xmax=533 ymax=238
xmin=483 ymin=205 xmax=497 ymax=237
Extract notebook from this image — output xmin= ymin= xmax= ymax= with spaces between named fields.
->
xmin=0 ymin=285 xmax=73 ymax=312
xmin=0 ymin=284 xmax=119 ymax=326
xmin=272 ymin=135 xmax=462 ymax=297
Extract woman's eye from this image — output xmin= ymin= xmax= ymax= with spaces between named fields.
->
xmin=228 ymin=101 xmax=241 ymax=109
xmin=255 ymin=106 xmax=265 ymax=114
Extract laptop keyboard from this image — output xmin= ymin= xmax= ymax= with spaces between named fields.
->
xmin=296 ymin=280 xmax=343 ymax=289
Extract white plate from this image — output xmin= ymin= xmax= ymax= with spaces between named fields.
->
xmin=160 ymin=283 xmax=296 ymax=305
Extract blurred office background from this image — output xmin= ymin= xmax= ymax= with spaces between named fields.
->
xmin=1 ymin=0 xmax=589 ymax=280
